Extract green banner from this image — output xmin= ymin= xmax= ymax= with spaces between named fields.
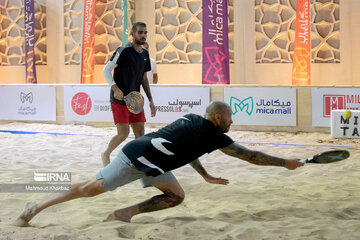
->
xmin=122 ymin=0 xmax=128 ymax=46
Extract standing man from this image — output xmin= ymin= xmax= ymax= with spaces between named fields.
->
xmin=143 ymin=42 xmax=158 ymax=84
xmin=102 ymin=22 xmax=156 ymax=166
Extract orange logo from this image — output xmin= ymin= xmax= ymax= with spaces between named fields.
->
xmin=292 ymin=47 xmax=310 ymax=82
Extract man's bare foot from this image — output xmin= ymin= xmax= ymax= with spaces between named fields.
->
xmin=13 ymin=202 xmax=37 ymax=227
xmin=103 ymin=209 xmax=132 ymax=223
xmin=13 ymin=217 xmax=30 ymax=227
xmin=101 ymin=152 xmax=110 ymax=167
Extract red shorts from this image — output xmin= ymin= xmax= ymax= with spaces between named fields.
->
xmin=110 ymin=102 xmax=146 ymax=124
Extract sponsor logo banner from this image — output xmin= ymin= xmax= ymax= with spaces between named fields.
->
xmin=292 ymin=0 xmax=311 ymax=85
xmin=202 ymin=0 xmax=229 ymax=84
xmin=331 ymin=110 xmax=360 ymax=138
xmin=312 ymin=88 xmax=360 ymax=127
xmin=80 ymin=0 xmax=96 ymax=84
xmin=25 ymin=0 xmax=37 ymax=83
xmin=0 ymin=86 xmax=56 ymax=121
xmin=143 ymin=87 xmax=210 ymax=123
xmin=224 ymin=88 xmax=297 ymax=126
xmin=64 ymin=86 xmax=113 ymax=122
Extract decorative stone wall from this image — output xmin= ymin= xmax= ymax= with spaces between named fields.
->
xmin=64 ymin=0 xmax=135 ymax=65
xmin=0 ymin=0 xmax=338 ymax=66
xmin=255 ymin=0 xmax=340 ymax=63
xmin=0 ymin=0 xmax=46 ymax=66
xmin=154 ymin=0 xmax=234 ymax=64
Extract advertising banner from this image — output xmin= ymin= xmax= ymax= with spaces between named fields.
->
xmin=312 ymin=88 xmax=360 ymax=127
xmin=331 ymin=110 xmax=360 ymax=138
xmin=80 ymin=0 xmax=96 ymax=84
xmin=64 ymin=86 xmax=112 ymax=122
xmin=25 ymin=0 xmax=37 ymax=84
xmin=143 ymin=87 xmax=210 ymax=123
xmin=224 ymin=88 xmax=297 ymax=126
xmin=122 ymin=0 xmax=129 ymax=45
xmin=0 ymin=86 xmax=56 ymax=121
xmin=292 ymin=0 xmax=311 ymax=85
xmin=202 ymin=0 xmax=229 ymax=84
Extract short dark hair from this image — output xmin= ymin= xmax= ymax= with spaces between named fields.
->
xmin=131 ymin=22 xmax=146 ymax=33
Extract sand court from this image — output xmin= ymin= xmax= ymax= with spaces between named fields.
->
xmin=0 ymin=122 xmax=360 ymax=240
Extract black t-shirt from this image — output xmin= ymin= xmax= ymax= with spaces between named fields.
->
xmin=109 ymin=43 xmax=151 ymax=104
xmin=122 ymin=114 xmax=234 ymax=176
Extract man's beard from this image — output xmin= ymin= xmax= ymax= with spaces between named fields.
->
xmin=135 ymin=38 xmax=145 ymax=45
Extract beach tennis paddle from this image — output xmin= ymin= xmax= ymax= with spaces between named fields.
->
xmin=122 ymin=91 xmax=144 ymax=114
xmin=299 ymin=150 xmax=350 ymax=164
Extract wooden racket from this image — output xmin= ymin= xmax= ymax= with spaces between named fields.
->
xmin=122 ymin=91 xmax=144 ymax=114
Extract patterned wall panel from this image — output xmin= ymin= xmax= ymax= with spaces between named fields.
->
xmin=255 ymin=0 xmax=340 ymax=63
xmin=154 ymin=0 xmax=234 ymax=64
xmin=64 ymin=0 xmax=135 ymax=65
xmin=0 ymin=0 xmax=46 ymax=66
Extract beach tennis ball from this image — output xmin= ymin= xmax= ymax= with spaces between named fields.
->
xmin=344 ymin=110 xmax=352 ymax=119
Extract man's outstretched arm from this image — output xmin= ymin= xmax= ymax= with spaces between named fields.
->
xmin=220 ymin=143 xmax=304 ymax=170
xmin=189 ymin=159 xmax=229 ymax=185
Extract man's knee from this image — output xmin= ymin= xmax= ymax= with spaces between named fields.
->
xmin=114 ymin=127 xmax=130 ymax=141
xmin=115 ymin=124 xmax=130 ymax=138
xmin=114 ymin=133 xmax=128 ymax=142
xmin=78 ymin=180 xmax=104 ymax=197
xmin=164 ymin=189 xmax=185 ymax=207
xmin=153 ymin=179 xmax=185 ymax=207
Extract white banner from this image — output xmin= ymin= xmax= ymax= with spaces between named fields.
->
xmin=331 ymin=110 xmax=360 ymax=138
xmin=64 ymin=86 xmax=112 ymax=122
xmin=0 ymin=86 xmax=56 ymax=121
xmin=224 ymin=87 xmax=297 ymax=126
xmin=143 ymin=87 xmax=210 ymax=123
xmin=312 ymin=88 xmax=360 ymax=127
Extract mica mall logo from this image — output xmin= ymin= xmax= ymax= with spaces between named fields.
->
xmin=230 ymin=96 xmax=254 ymax=116
xmin=71 ymin=92 xmax=92 ymax=115
xmin=20 ymin=92 xmax=33 ymax=103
